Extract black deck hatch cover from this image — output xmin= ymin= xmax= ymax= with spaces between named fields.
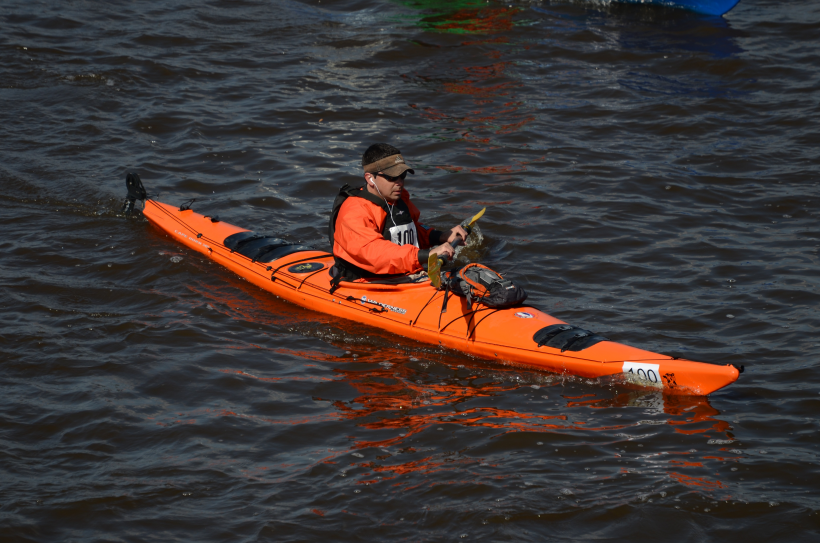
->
xmin=533 ymin=324 xmax=609 ymax=352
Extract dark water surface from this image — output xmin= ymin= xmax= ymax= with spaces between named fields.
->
xmin=2 ymin=0 xmax=819 ymax=540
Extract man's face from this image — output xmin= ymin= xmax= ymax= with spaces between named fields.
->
xmin=370 ymin=171 xmax=407 ymax=203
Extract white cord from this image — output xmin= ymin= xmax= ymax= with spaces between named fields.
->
xmin=372 ymin=178 xmax=397 ymax=226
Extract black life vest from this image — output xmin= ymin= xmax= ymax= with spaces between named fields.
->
xmin=328 ymin=184 xmax=420 ymax=288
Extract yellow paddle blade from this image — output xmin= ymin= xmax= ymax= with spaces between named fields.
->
xmin=428 ymin=252 xmax=443 ymax=290
xmin=466 ymin=207 xmax=486 ymax=229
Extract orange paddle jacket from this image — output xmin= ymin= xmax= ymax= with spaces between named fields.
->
xmin=333 ymin=187 xmax=440 ymax=277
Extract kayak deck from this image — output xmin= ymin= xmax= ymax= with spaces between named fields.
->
xmin=140 ymin=199 xmax=740 ymax=396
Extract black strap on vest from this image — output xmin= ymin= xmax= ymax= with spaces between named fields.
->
xmin=328 ymin=184 xmax=409 ymax=293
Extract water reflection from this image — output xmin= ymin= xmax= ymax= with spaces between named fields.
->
xmin=268 ymin=343 xmax=731 ymax=453
xmin=572 ymin=390 xmax=732 ymax=436
xmin=398 ymin=0 xmax=521 ymax=35
xmin=213 ymin=343 xmax=737 ymax=501
xmin=143 ymin=265 xmax=742 ymax=503
xmin=400 ymin=0 xmax=536 ymax=176
xmin=543 ymin=2 xmax=745 ymax=59
xmin=613 ymin=16 xmax=744 ymax=60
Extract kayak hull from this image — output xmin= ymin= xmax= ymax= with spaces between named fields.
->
xmin=141 ymin=199 xmax=739 ymax=396
xmin=616 ymin=0 xmax=741 ymax=16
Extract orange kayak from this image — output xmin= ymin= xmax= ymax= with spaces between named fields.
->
xmin=131 ymin=183 xmax=740 ymax=396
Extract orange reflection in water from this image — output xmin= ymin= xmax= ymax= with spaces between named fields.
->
xmin=442 ymin=62 xmax=520 ymax=98
xmin=568 ymin=391 xmax=732 ymax=438
xmin=257 ymin=346 xmax=629 ymax=465
xmin=157 ymin=334 xmax=733 ymax=483
xmin=666 ymin=396 xmax=732 ymax=435
xmin=153 ymin=277 xmax=735 ymax=487
xmin=413 ymin=5 xmax=521 ymax=35
xmin=564 ymin=391 xmax=733 ymax=492
xmin=268 ymin=346 xmax=728 ymax=477
xmin=667 ymin=471 xmax=727 ymax=491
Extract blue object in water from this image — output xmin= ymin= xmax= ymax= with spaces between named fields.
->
xmin=617 ymin=0 xmax=741 ymax=16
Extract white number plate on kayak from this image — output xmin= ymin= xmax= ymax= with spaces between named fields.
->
xmin=622 ymin=362 xmax=662 ymax=388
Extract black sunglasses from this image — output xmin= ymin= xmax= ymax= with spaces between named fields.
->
xmin=378 ymin=171 xmax=407 ymax=183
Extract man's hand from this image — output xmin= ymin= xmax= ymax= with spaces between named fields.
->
xmin=430 ymin=242 xmax=455 ymax=260
xmin=429 ymin=225 xmax=469 ymax=263
xmin=446 ymin=225 xmax=469 ymax=245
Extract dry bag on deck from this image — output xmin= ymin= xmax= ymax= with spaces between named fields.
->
xmin=447 ymin=263 xmax=527 ymax=309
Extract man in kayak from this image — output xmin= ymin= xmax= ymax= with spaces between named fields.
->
xmin=329 ymin=143 xmax=467 ymax=287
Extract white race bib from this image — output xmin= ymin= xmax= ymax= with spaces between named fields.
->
xmin=389 ymin=222 xmax=419 ymax=248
